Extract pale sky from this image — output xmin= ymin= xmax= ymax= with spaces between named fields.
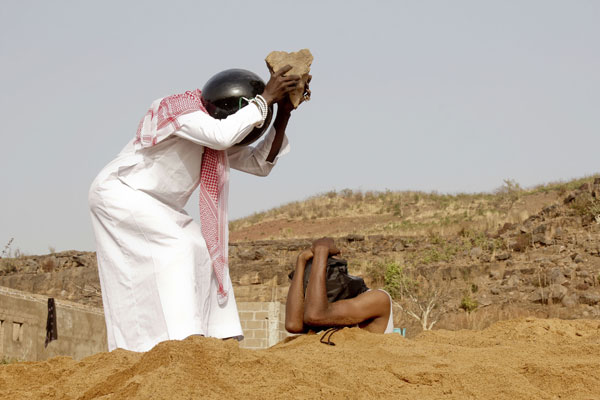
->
xmin=1 ymin=1 xmax=598 ymax=254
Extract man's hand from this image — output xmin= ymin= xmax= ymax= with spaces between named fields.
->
xmin=261 ymin=65 xmax=300 ymax=106
xmin=277 ymin=73 xmax=311 ymax=115
xmin=302 ymin=74 xmax=312 ymax=103
xmin=311 ymin=237 xmax=340 ymax=256
xmin=298 ymin=248 xmax=314 ymax=263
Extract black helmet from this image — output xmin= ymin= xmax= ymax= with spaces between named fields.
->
xmin=201 ymin=68 xmax=273 ymax=146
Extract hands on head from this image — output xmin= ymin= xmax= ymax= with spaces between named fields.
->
xmin=311 ymin=237 xmax=340 ymax=257
xmin=298 ymin=248 xmax=314 ymax=263
xmin=295 ymin=237 xmax=339 ymax=269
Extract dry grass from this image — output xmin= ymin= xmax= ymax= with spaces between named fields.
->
xmin=436 ymin=303 xmax=568 ymax=332
xmin=231 ymin=175 xmax=600 ymax=241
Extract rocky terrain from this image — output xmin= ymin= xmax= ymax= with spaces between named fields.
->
xmin=1 ymin=177 xmax=599 ymax=336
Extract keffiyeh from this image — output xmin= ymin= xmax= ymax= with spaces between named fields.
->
xmin=135 ymin=90 xmax=231 ymax=304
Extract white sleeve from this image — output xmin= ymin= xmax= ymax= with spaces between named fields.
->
xmin=173 ymin=105 xmax=263 ymax=150
xmin=226 ymin=125 xmax=291 ymax=177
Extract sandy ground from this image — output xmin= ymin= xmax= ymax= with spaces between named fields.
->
xmin=1 ymin=318 xmax=600 ymax=399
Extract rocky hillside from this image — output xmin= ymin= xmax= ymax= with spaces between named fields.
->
xmin=2 ymin=176 xmax=599 ymax=336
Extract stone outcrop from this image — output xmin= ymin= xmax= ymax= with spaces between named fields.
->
xmin=1 ymin=179 xmax=600 ymax=326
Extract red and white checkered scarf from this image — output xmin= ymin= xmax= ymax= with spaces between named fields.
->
xmin=135 ymin=89 xmax=231 ymax=304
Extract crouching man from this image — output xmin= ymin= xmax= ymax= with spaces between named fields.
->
xmin=285 ymin=237 xmax=394 ymax=335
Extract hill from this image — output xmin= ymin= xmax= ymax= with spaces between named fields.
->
xmin=1 ymin=175 xmax=600 ymax=336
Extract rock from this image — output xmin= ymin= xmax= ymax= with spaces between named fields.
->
xmin=238 ymin=272 xmax=262 ymax=286
xmin=519 ymin=267 xmax=536 ymax=275
xmin=563 ymin=192 xmax=576 ymax=203
xmin=504 ymin=274 xmax=520 ymax=287
xmin=489 ymin=264 xmax=505 ymax=280
xmin=0 ymin=261 xmax=17 ymax=275
xmin=392 ymin=242 xmax=405 ymax=252
xmin=548 ymin=284 xmax=568 ymax=302
xmin=345 ymin=234 xmax=365 ymax=242
xmin=549 ymin=267 xmax=567 ymax=285
xmin=265 ymin=49 xmax=313 ymax=108
xmin=470 ymin=247 xmax=482 ymax=258
xmin=575 ymin=283 xmax=589 ymax=291
xmin=532 ymin=233 xmax=552 ymax=246
xmin=477 ymin=295 xmax=492 ymax=307
xmin=529 ymin=285 xmax=568 ymax=304
xmin=529 ymin=290 xmax=545 ymax=303
xmin=368 ymin=235 xmax=384 ymax=242
xmin=542 ymin=205 xmax=558 ymax=215
xmin=579 ymin=292 xmax=600 ymax=305
xmin=439 ymin=266 xmax=461 ymax=281
xmin=497 ymin=222 xmax=514 ymax=235
xmin=561 ymin=293 xmax=578 ymax=307
xmin=584 ymin=243 xmax=599 ymax=256
xmin=577 ymin=270 xmax=590 ymax=278
xmin=496 ymin=252 xmax=511 ymax=261
xmin=584 ymin=276 xmax=597 ymax=286
xmin=555 ymin=228 xmax=564 ymax=238
xmin=238 ymin=249 xmax=266 ymax=261
xmin=511 ymin=234 xmax=531 ymax=252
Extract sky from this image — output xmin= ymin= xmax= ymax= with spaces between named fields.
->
xmin=0 ymin=0 xmax=598 ymax=255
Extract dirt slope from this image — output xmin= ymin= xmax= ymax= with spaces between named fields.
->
xmin=1 ymin=318 xmax=599 ymax=399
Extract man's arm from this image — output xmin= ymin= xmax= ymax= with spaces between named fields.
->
xmin=285 ymin=249 xmax=312 ymax=333
xmin=226 ymin=119 xmax=290 ymax=176
xmin=267 ymin=73 xmax=309 ymax=161
xmin=303 ymin=238 xmax=390 ymax=331
xmin=174 ymin=66 xmax=300 ymax=150
xmin=265 ymin=97 xmax=292 ymax=162
xmin=227 ymin=82 xmax=305 ymax=175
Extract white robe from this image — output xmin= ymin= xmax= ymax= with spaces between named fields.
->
xmin=89 ymin=105 xmax=289 ymax=352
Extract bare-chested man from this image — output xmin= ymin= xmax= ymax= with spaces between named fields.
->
xmin=285 ymin=238 xmax=394 ymax=335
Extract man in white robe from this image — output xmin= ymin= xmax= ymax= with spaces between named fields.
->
xmin=89 ymin=67 xmax=301 ymax=352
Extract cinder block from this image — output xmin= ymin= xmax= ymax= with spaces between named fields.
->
xmin=253 ymin=330 xmax=267 ymax=339
xmin=250 ymin=301 xmax=268 ymax=311
xmin=238 ymin=312 xmax=254 ymax=321
xmin=246 ymin=320 xmax=266 ymax=330
xmin=242 ymin=338 xmax=267 ymax=349
xmin=254 ymin=311 xmax=269 ymax=320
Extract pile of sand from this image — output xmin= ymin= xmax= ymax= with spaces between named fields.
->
xmin=2 ymin=318 xmax=600 ymax=399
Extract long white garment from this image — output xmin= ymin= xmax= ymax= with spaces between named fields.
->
xmin=89 ymin=104 xmax=290 ymax=352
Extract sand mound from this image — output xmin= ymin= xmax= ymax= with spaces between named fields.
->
xmin=2 ymin=318 xmax=600 ymax=399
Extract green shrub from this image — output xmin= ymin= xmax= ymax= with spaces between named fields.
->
xmin=460 ymin=295 xmax=478 ymax=312
xmin=383 ymin=261 xmax=417 ymax=300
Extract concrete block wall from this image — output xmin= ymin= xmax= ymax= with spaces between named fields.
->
xmin=0 ymin=285 xmax=288 ymax=360
xmin=0 ymin=286 xmax=107 ymax=361
xmin=238 ymin=302 xmax=288 ymax=350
